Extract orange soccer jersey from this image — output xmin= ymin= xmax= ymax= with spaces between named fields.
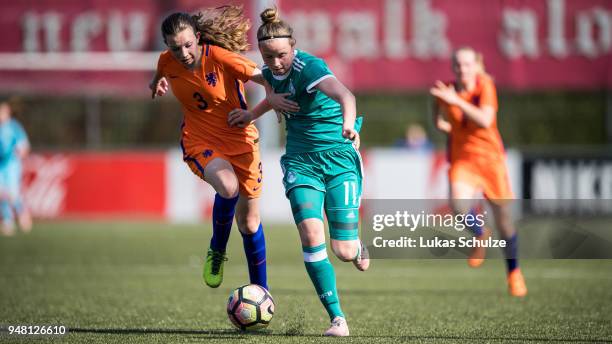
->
xmin=156 ymin=44 xmax=263 ymax=197
xmin=438 ymin=74 xmax=513 ymax=200
xmin=157 ymin=44 xmax=258 ymax=157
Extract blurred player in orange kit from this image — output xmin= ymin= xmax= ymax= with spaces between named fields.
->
xmin=150 ymin=6 xmax=282 ymax=291
xmin=431 ymin=47 xmax=527 ymax=297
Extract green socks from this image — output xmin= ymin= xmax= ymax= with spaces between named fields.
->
xmin=303 ymin=243 xmax=344 ymax=320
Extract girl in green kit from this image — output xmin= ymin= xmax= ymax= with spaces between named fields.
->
xmin=228 ymin=7 xmax=369 ymax=337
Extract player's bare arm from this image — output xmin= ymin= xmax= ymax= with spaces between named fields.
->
xmin=315 ymin=77 xmax=360 ymax=149
xmin=227 ymin=99 xmax=274 ymax=128
xmin=430 ymin=81 xmax=494 ymax=128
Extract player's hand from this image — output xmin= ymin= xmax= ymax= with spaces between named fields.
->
xmin=342 ymin=127 xmax=360 ymax=149
xmin=436 ymin=116 xmax=452 ymax=134
xmin=267 ymin=92 xmax=300 ymax=113
xmin=151 ymin=77 xmax=169 ymax=99
xmin=228 ymin=109 xmax=254 ymax=128
xmin=430 ymin=81 xmax=460 ymax=106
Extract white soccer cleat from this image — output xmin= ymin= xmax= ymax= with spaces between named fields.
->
xmin=324 ymin=316 xmax=350 ymax=337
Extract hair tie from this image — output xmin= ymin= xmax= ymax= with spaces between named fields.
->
xmin=257 ymin=34 xmax=292 ymax=42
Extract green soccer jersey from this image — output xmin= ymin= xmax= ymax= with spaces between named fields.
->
xmin=262 ymin=50 xmax=362 ymax=154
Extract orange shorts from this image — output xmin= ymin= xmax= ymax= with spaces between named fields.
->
xmin=184 ymin=148 xmax=263 ymax=199
xmin=449 ymin=159 xmax=513 ymax=203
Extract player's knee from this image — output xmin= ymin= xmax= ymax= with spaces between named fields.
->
xmin=297 ymin=219 xmax=324 ymax=245
xmin=216 ymin=180 xmax=239 ymax=199
xmin=237 ymin=213 xmax=260 ymax=234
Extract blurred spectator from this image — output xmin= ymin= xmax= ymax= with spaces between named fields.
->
xmin=0 ymin=97 xmax=32 ymax=236
xmin=394 ymin=123 xmax=433 ymax=151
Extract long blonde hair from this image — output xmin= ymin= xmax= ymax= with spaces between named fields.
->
xmin=161 ymin=5 xmax=250 ymax=53
xmin=256 ymin=7 xmax=295 ymax=45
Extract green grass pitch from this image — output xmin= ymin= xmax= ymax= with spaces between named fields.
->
xmin=1 ymin=221 xmax=611 ymax=343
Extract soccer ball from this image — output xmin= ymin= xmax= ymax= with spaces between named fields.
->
xmin=227 ymin=284 xmax=275 ymax=331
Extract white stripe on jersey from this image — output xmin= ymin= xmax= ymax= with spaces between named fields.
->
xmin=294 ymin=57 xmax=306 ymax=67
xmin=351 ymin=144 xmax=365 ymax=207
xmin=306 ymin=74 xmax=335 ymax=93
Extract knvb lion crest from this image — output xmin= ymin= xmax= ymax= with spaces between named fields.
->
xmin=205 ymin=72 xmax=218 ymax=87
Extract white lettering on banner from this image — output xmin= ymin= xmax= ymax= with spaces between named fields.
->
xmin=288 ymin=0 xmax=450 ymax=61
xmin=499 ymin=8 xmax=540 ymax=59
xmin=17 ymin=1 xmax=611 ymax=61
xmin=43 ymin=13 xmax=63 ymax=52
xmin=576 ymin=7 xmax=612 ymax=58
xmin=384 ymin=0 xmax=409 ymax=58
xmin=531 ymin=161 xmax=612 ymax=214
xmin=107 ymin=12 xmax=148 ymax=52
xmin=410 ymin=0 xmax=450 ymax=59
xmin=501 ymin=0 xmax=612 ymax=60
xmin=23 ymin=155 xmax=72 ymax=218
xmin=286 ymin=11 xmax=332 ymax=55
xmin=577 ymin=162 xmax=597 ymax=199
xmin=22 ymin=12 xmax=39 ymax=52
xmin=22 ymin=12 xmax=63 ymax=52
xmin=70 ymin=12 xmax=103 ymax=52
xmin=21 ymin=10 xmax=150 ymax=53
xmin=532 ymin=162 xmax=558 ymax=200
xmin=337 ymin=12 xmax=378 ymax=59
xmin=547 ymin=0 xmax=569 ymax=58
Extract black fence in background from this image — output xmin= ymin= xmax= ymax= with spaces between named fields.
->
xmin=3 ymin=90 xmax=611 ymax=150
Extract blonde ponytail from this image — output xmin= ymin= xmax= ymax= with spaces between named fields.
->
xmin=256 ymin=7 xmax=295 ymax=44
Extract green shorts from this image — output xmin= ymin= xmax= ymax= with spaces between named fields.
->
xmin=281 ymin=145 xmax=363 ymax=241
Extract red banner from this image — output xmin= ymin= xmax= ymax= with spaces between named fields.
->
xmin=0 ymin=0 xmax=610 ymax=93
xmin=23 ymin=152 xmax=166 ymax=219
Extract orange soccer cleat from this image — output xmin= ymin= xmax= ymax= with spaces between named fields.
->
xmin=467 ymin=227 xmax=491 ymax=268
xmin=507 ymin=268 xmax=528 ymax=297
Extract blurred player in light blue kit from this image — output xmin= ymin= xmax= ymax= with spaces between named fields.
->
xmin=0 ymin=97 xmax=32 ymax=236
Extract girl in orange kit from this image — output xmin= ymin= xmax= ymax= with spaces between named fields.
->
xmin=431 ymin=47 xmax=527 ymax=297
xmin=150 ymin=6 xmax=280 ymax=291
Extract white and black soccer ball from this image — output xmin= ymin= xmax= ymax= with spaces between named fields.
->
xmin=227 ymin=284 xmax=275 ymax=331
